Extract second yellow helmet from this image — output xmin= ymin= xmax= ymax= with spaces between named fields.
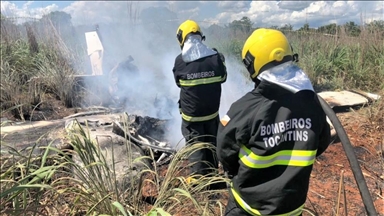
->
xmin=176 ymin=20 xmax=203 ymax=47
xmin=242 ymin=28 xmax=294 ymax=79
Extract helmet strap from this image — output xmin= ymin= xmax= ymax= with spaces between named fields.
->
xmin=254 ymin=77 xmax=261 ymax=88
xmin=177 ymin=29 xmax=183 ymax=44
xmin=243 ymin=50 xmax=256 ymax=78
xmin=293 ymin=53 xmax=299 ymax=62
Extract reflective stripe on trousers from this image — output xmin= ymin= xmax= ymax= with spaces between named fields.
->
xmin=230 ymin=184 xmax=304 ymax=216
xmin=239 ymin=145 xmax=317 ymax=169
xmin=181 ymin=111 xmax=218 ymax=122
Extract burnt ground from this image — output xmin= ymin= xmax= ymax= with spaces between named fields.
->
xmin=1 ymin=94 xmax=383 ymax=216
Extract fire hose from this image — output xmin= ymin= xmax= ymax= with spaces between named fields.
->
xmin=112 ymin=97 xmax=377 ymax=214
xmin=318 ymin=95 xmax=377 ymax=215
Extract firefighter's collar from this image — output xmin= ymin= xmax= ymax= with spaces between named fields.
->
xmin=257 ymin=62 xmax=314 ymax=94
xmin=181 ymin=35 xmax=217 ymax=63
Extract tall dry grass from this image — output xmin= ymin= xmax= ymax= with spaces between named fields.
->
xmin=0 ymin=17 xmax=85 ymax=120
xmin=1 ymin=15 xmax=383 ymax=215
xmin=1 ymin=118 xmax=228 ymax=216
xmin=286 ymin=27 xmax=384 ymax=92
xmin=206 ymin=26 xmax=384 ymax=93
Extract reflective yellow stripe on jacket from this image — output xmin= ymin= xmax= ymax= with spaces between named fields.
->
xmin=239 ymin=145 xmax=317 ymax=169
xmin=181 ymin=111 xmax=218 ymax=122
xmin=179 ymin=75 xmax=226 ymax=86
xmin=230 ymin=184 xmax=304 ymax=216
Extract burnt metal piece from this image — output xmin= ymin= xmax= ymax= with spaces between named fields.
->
xmin=112 ymin=119 xmax=176 ymax=155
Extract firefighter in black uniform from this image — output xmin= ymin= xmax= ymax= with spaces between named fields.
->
xmin=216 ymin=28 xmax=331 ymax=215
xmin=172 ymin=20 xmax=227 ymax=179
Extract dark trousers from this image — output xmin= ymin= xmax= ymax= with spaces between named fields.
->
xmin=225 ymin=191 xmax=251 ymax=216
xmin=225 ymin=190 xmax=303 ymax=216
xmin=181 ymin=116 xmax=219 ymax=176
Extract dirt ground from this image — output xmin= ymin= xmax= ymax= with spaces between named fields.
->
xmin=307 ymin=111 xmax=384 ymax=215
xmin=1 ymin=95 xmax=383 ymax=216
xmin=140 ymin=107 xmax=384 ymax=215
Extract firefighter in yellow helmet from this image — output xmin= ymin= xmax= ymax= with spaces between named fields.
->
xmin=216 ymin=28 xmax=331 ymax=215
xmin=172 ymin=20 xmax=227 ymax=183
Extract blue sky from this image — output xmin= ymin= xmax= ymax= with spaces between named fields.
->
xmin=9 ymin=1 xmax=72 ymax=8
xmin=1 ymin=1 xmax=383 ymax=29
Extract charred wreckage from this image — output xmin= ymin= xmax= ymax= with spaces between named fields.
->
xmin=79 ymin=26 xmax=381 ymax=215
xmin=71 ymin=26 xmax=178 ymax=166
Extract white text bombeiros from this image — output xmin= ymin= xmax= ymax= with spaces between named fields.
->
xmin=186 ymin=71 xmax=215 ymax=80
xmin=261 ymin=118 xmax=312 ymax=148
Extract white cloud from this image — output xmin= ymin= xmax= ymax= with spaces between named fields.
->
xmin=1 ymin=1 xmax=383 ymax=29
xmin=277 ymin=1 xmax=313 ymax=11
xmin=63 ymin=1 xmax=135 ymax=25
xmin=1 ymin=1 xmax=58 ymax=21
xmin=200 ymin=17 xmax=220 ymax=26
xmin=217 ymin=1 xmax=249 ymax=13
xmin=178 ymin=7 xmax=200 ymax=20
xmin=62 ymin=1 xmax=188 ymax=25
xmin=167 ymin=1 xmax=198 ymax=11
xmin=214 ymin=1 xmax=384 ymax=29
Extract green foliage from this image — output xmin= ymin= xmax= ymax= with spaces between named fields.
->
xmin=344 ymin=21 xmax=361 ymax=37
xmin=41 ymin=11 xmax=73 ymax=33
xmin=0 ymin=14 xmax=86 ymax=119
xmin=280 ymin=24 xmax=293 ymax=31
xmin=286 ymin=29 xmax=384 ymax=92
xmin=228 ymin=16 xmax=253 ymax=35
xmin=146 ymin=141 xmax=228 ymax=215
xmin=205 ymin=17 xmax=384 ymax=93
xmin=35 ymin=44 xmax=78 ymax=107
xmin=1 ymin=120 xmax=228 ymax=215
xmin=0 ymin=141 xmax=66 ymax=215
xmin=366 ymin=20 xmax=384 ymax=31
xmin=299 ymin=23 xmax=311 ymax=32
xmin=317 ymin=23 xmax=338 ymax=35
xmin=63 ymin=120 xmax=149 ymax=215
xmin=147 ymin=208 xmax=172 ymax=216
xmin=0 ymin=13 xmax=383 ymax=216
xmin=0 ymin=39 xmax=43 ymax=119
xmin=210 ymin=39 xmax=244 ymax=61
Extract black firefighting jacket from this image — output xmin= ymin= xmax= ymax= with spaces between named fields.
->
xmin=217 ymin=80 xmax=330 ymax=215
xmin=172 ymin=52 xmax=227 ymax=122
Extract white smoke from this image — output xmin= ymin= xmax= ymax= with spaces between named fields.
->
xmin=82 ymin=14 xmax=254 ymax=150
xmin=219 ymin=57 xmax=254 ymax=118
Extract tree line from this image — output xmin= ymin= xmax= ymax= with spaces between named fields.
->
xmin=2 ymin=10 xmax=384 ymax=37
xmin=221 ymin=16 xmax=384 ymax=37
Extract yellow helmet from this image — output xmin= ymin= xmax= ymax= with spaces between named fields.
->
xmin=176 ymin=20 xmax=203 ymax=47
xmin=242 ymin=28 xmax=294 ymax=79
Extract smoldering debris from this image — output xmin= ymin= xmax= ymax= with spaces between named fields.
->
xmin=112 ymin=113 xmax=176 ymax=163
